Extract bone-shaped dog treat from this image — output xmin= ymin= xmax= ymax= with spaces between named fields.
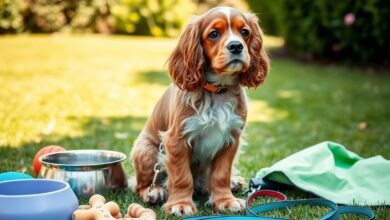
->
xmin=73 ymin=194 xmax=156 ymax=220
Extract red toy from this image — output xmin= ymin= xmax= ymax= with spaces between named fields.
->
xmin=33 ymin=145 xmax=66 ymax=176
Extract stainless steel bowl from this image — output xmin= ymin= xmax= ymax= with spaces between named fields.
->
xmin=39 ymin=150 xmax=128 ymax=198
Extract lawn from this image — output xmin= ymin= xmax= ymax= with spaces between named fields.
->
xmin=0 ymin=35 xmax=389 ymax=219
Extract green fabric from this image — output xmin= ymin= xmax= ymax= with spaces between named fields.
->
xmin=256 ymin=141 xmax=390 ymax=205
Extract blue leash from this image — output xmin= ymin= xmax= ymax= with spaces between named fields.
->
xmin=183 ymin=190 xmax=375 ymax=220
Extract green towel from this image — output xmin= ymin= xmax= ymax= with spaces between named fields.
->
xmin=256 ymin=141 xmax=390 ymax=205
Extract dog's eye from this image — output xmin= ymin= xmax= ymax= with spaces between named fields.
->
xmin=208 ymin=30 xmax=219 ymax=40
xmin=240 ymin=28 xmax=249 ymax=38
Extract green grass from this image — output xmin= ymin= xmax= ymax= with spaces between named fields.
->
xmin=0 ymin=34 xmax=389 ymax=219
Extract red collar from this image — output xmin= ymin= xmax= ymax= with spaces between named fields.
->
xmin=203 ymin=83 xmax=228 ymax=94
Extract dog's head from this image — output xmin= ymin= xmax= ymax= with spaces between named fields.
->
xmin=168 ymin=7 xmax=269 ymax=92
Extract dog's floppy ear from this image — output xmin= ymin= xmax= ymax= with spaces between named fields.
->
xmin=168 ymin=17 xmax=205 ymax=92
xmin=240 ymin=13 xmax=269 ymax=88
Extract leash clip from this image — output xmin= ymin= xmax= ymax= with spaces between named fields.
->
xmin=246 ymin=185 xmax=261 ymax=197
xmin=148 ymin=143 xmax=165 ymax=192
xmin=245 ymin=177 xmax=264 ymax=197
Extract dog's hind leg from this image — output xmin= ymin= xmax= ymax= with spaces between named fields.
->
xmin=130 ymin=134 xmax=167 ymax=204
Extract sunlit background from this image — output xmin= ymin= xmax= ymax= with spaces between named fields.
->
xmin=1 ymin=0 xmax=389 ymax=218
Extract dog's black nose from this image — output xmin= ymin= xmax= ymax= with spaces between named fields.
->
xmin=227 ymin=41 xmax=243 ymax=54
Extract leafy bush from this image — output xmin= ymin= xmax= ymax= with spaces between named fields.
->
xmin=23 ymin=0 xmax=116 ymax=33
xmin=0 ymin=0 xmax=27 ymax=33
xmin=113 ymin=0 xmax=196 ymax=36
xmin=27 ymin=0 xmax=67 ymax=33
xmin=280 ymin=0 xmax=390 ymax=64
xmin=0 ymin=0 xmax=196 ymax=36
xmin=245 ymin=0 xmax=284 ymax=36
xmin=70 ymin=0 xmax=116 ymax=34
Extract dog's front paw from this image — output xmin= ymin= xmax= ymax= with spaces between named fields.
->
xmin=164 ymin=200 xmax=197 ymax=216
xmin=212 ymin=196 xmax=245 ymax=212
xmin=142 ymin=186 xmax=167 ymax=204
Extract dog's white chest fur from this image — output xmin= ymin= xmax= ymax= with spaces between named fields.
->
xmin=182 ymin=92 xmax=244 ymax=162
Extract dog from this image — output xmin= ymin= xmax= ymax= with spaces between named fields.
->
xmin=131 ymin=6 xmax=269 ymax=216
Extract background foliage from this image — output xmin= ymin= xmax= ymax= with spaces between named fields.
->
xmin=0 ymin=0 xmax=197 ymax=36
xmin=248 ymin=0 xmax=390 ymax=65
xmin=0 ymin=0 xmax=27 ymax=33
xmin=246 ymin=0 xmax=284 ymax=36
xmin=113 ymin=0 xmax=196 ymax=36
xmin=282 ymin=0 xmax=390 ymax=64
xmin=2 ymin=0 xmax=388 ymax=64
xmin=0 ymin=0 xmax=246 ymax=36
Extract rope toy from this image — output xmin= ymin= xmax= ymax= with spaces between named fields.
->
xmin=73 ymin=194 xmax=156 ymax=220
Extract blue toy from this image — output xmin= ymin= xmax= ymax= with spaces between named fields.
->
xmin=0 ymin=172 xmax=33 ymax=182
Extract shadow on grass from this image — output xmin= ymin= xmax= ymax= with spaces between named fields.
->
xmin=0 ymin=115 xmax=148 ymax=174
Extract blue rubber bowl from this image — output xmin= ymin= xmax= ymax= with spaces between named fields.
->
xmin=0 ymin=179 xmax=79 ymax=220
